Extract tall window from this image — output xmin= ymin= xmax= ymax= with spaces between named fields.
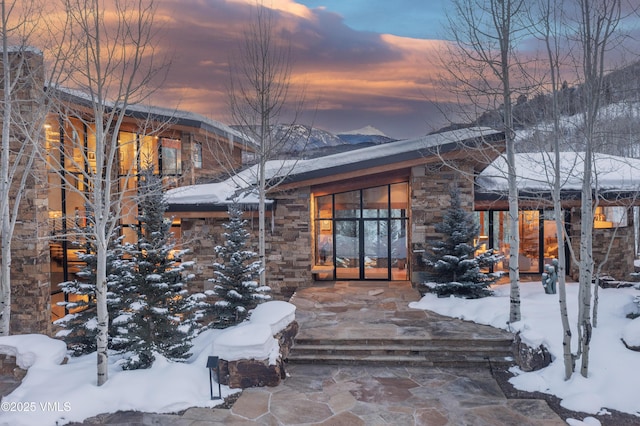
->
xmin=46 ymin=117 xmax=184 ymax=321
xmin=313 ymin=182 xmax=409 ymax=280
xmin=161 ymin=138 xmax=181 ymax=175
xmin=193 ymin=142 xmax=202 ymax=169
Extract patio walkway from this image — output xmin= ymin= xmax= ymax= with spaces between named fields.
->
xmin=74 ymin=281 xmax=566 ymax=425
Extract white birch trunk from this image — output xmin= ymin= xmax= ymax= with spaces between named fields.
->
xmin=95 ymin=238 xmax=109 ymax=386
xmin=579 ymin=158 xmax=594 ymax=377
xmin=501 ymin=5 xmax=521 ymax=323
xmin=258 ymin=155 xmax=267 ymax=288
xmin=0 ymin=10 xmax=11 ymax=335
xmin=536 ymin=0 xmax=575 ymax=378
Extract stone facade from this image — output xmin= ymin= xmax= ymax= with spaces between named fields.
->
xmin=0 ymin=50 xmax=51 ymax=335
xmin=180 ymin=188 xmax=312 ymax=297
xmin=568 ymin=206 xmax=636 ymax=280
xmin=267 ymin=188 xmax=312 ymax=296
xmin=409 ymin=161 xmax=476 ymax=286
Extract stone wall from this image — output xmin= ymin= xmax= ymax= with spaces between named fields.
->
xmin=409 ymin=161 xmax=476 ymax=286
xmin=180 ymin=186 xmax=312 ymax=297
xmin=568 ymin=207 xmax=636 ymax=280
xmin=267 ymin=188 xmax=312 ymax=296
xmin=0 ymin=50 xmax=51 ymax=335
xmin=217 ymin=321 xmax=299 ymax=389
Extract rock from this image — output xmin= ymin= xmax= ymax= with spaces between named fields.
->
xmin=217 ymin=321 xmax=298 ymax=389
xmin=511 ymin=332 xmax=552 ymax=372
xmin=621 ymin=317 xmax=640 ymax=351
xmin=219 ymin=358 xmax=284 ymax=388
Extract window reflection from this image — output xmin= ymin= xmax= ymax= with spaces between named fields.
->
xmin=46 ymin=114 xmax=184 ymax=322
xmin=313 ymin=182 xmax=409 ymax=281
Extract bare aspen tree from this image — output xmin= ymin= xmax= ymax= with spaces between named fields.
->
xmin=227 ymin=1 xmax=305 ymax=288
xmin=525 ymin=0 xmax=576 ymax=380
xmin=49 ymin=0 xmax=166 ymax=386
xmin=571 ymin=0 xmax=625 ymax=377
xmin=443 ymin=0 xmax=528 ymax=323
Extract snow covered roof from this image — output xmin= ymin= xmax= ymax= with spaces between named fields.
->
xmin=477 ymin=151 xmax=640 ymax=195
xmin=6 ymin=45 xmax=43 ymax=54
xmin=166 ymin=127 xmax=504 ymax=210
xmin=48 ymin=86 xmax=251 ymax=146
xmin=281 ymin=127 xmax=502 ymax=184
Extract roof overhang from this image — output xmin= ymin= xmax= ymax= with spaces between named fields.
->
xmin=276 ymin=129 xmax=505 ymax=191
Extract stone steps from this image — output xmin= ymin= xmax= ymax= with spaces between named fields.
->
xmin=288 ymin=337 xmax=514 ymax=368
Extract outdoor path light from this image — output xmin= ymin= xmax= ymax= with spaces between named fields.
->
xmin=206 ymin=356 xmax=222 ymax=400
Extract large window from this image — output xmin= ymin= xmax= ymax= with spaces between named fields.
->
xmin=313 ymin=182 xmax=408 ymax=281
xmin=594 ymin=206 xmax=628 ymax=228
xmin=46 ymin=115 xmax=184 ymax=321
xmin=479 ymin=209 xmax=561 ymax=274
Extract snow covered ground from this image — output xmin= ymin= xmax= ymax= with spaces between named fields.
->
xmin=0 ymin=329 xmax=234 ymax=426
xmin=410 ymin=281 xmax=640 ymax=421
xmin=0 ymin=301 xmax=295 ymax=426
xmin=2 ymin=284 xmax=639 ymax=425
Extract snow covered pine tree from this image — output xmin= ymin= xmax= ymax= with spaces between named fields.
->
xmin=206 ymin=203 xmax=270 ymax=328
xmin=55 ymin=220 xmax=131 ymax=355
xmin=422 ymin=186 xmax=500 ymax=298
xmin=114 ymin=168 xmax=196 ymax=370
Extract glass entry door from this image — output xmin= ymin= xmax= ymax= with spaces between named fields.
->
xmin=364 ymin=220 xmax=389 ymax=279
xmin=314 ymin=182 xmax=409 ymax=281
xmin=335 ymin=220 xmax=360 ymax=279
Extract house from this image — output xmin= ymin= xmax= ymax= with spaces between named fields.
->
xmin=2 ymin=50 xmax=251 ymax=334
xmin=168 ymin=145 xmax=640 ymax=298
xmin=166 ymin=128 xmax=506 ymax=295
xmin=6 ymin=49 xmax=639 ymax=337
xmin=475 ymin=151 xmax=640 ymax=280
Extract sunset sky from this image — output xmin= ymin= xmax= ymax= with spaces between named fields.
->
xmin=41 ymin=0 xmax=634 ymax=140
xmin=149 ymin=0 xmax=453 ymax=139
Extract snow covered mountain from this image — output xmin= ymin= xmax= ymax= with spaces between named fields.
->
xmin=337 ymin=125 xmax=396 ymax=145
xmin=236 ymin=124 xmax=398 ymax=160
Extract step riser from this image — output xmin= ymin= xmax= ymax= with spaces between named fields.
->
xmin=294 ymin=339 xmax=512 ymax=348
xmin=287 ymin=357 xmax=513 ymax=368
xmin=293 ymin=349 xmax=512 ymax=358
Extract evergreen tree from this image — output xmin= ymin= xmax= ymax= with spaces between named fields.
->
xmin=206 ymin=203 xmax=270 ymax=328
xmin=55 ymin=221 xmax=131 ymax=356
xmin=423 ymin=186 xmax=499 ymax=298
xmin=115 ymin=168 xmax=196 ymax=370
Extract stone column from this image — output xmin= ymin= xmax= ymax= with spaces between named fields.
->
xmin=1 ymin=49 xmax=51 ymax=334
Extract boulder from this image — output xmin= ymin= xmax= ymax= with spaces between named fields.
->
xmin=216 ymin=321 xmax=298 ymax=389
xmin=211 ymin=301 xmax=298 ymax=389
xmin=511 ymin=332 xmax=552 ymax=372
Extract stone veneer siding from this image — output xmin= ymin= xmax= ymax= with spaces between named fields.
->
xmin=568 ymin=206 xmax=636 ymax=280
xmin=1 ymin=51 xmax=51 ymax=334
xmin=409 ymin=161 xmax=476 ymax=286
xmin=180 ymin=187 xmax=312 ymax=298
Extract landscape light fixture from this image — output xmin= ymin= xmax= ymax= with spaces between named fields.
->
xmin=206 ymin=356 xmax=222 ymax=400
